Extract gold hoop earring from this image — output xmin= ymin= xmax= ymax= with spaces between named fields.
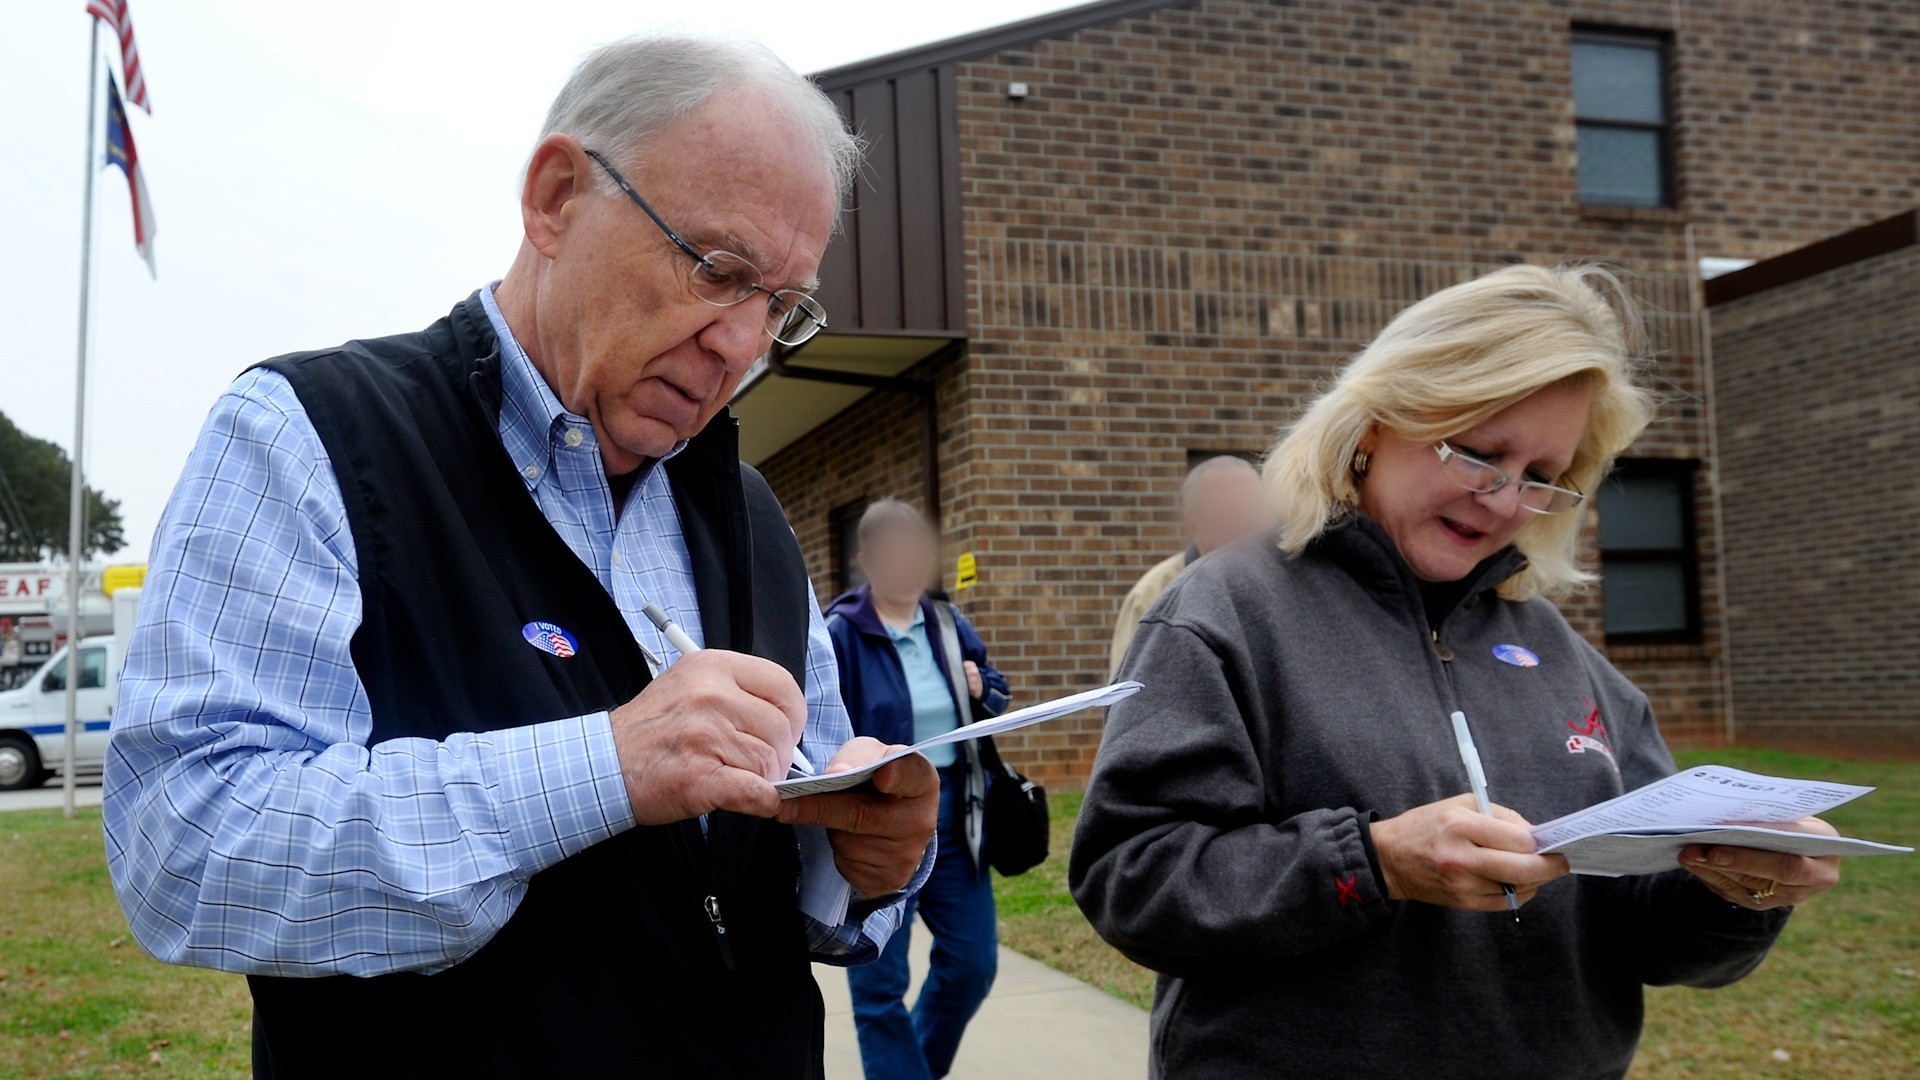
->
xmin=1351 ymin=450 xmax=1371 ymax=477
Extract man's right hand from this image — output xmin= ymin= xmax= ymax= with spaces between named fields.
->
xmin=609 ymin=650 xmax=807 ymax=825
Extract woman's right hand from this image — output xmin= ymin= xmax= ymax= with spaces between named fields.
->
xmin=1368 ymin=793 xmax=1570 ymax=911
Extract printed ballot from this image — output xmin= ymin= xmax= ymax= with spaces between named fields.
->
xmin=786 ymin=680 xmax=1142 ymax=928
xmin=776 ymin=680 xmax=1144 ymax=800
xmin=1531 ymin=764 xmax=1912 ymax=877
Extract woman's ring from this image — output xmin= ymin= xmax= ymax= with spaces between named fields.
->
xmin=1749 ymin=882 xmax=1778 ymax=905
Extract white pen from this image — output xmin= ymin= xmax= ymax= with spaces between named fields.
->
xmin=642 ymin=601 xmax=814 ymax=779
xmin=1449 ymin=709 xmax=1520 ymax=922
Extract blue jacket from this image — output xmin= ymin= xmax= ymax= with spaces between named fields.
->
xmin=823 ymin=586 xmax=1011 ymax=747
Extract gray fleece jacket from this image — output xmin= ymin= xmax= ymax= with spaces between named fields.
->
xmin=1070 ymin=517 xmax=1788 ymax=1080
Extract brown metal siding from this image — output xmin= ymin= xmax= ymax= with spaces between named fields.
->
xmin=817 ymin=67 xmax=967 ymax=334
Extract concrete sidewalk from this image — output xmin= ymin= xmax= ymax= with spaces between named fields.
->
xmin=816 ymin=924 xmax=1149 ymax=1079
xmin=0 ymin=779 xmax=102 ymax=813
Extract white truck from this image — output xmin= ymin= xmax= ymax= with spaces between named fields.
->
xmin=0 ymin=587 xmax=139 ymax=791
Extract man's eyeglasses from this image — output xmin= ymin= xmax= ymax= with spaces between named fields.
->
xmin=1434 ymin=442 xmax=1585 ymax=515
xmin=583 ymin=148 xmax=828 ymax=347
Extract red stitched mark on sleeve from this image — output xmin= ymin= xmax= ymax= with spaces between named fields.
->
xmin=1335 ymin=872 xmax=1361 ymax=908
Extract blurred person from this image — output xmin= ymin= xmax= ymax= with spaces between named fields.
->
xmin=1109 ymin=454 xmax=1269 ymax=675
xmin=1071 ymin=265 xmax=1843 ymax=1079
xmin=825 ymin=499 xmax=1011 ymax=1080
xmin=103 ymin=34 xmax=939 ymax=1079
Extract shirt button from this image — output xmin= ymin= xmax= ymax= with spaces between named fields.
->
xmin=611 ymin=550 xmax=623 ymax=565
xmin=564 ymin=429 xmax=585 ymax=448
xmin=521 ymin=463 xmax=541 ymax=480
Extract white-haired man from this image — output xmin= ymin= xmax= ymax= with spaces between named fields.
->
xmin=104 ymin=35 xmax=937 ymax=1078
xmin=1109 ymin=455 xmax=1271 ymax=675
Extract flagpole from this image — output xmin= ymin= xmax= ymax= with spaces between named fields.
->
xmin=64 ymin=19 xmax=103 ymax=820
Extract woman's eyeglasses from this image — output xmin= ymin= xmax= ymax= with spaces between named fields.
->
xmin=1434 ymin=442 xmax=1585 ymax=514
xmin=583 ymin=148 xmax=828 ymax=347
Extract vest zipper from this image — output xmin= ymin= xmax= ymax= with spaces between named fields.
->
xmin=729 ymin=475 xmax=756 ymax=655
xmin=703 ymin=893 xmax=736 ymax=969
xmin=671 ymin=819 xmax=736 ymax=972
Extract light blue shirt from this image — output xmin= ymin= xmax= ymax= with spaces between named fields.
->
xmin=102 ymin=286 xmax=922 ymax=977
xmin=885 ymin=606 xmax=962 ymax=768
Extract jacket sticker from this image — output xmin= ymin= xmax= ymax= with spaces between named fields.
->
xmin=522 ymin=621 xmax=578 ymax=659
xmin=1564 ymin=698 xmax=1617 ymax=769
xmin=1492 ymin=643 xmax=1540 ymax=668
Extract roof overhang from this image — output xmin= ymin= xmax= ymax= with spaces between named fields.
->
xmin=811 ymin=0 xmax=1190 ymax=89
xmin=731 ymin=330 xmax=963 ymax=466
xmin=1705 ymin=208 xmax=1918 ymax=306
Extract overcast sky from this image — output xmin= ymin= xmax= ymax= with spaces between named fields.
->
xmin=2 ymin=0 xmax=1084 ymax=563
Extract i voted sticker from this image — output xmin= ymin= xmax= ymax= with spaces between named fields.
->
xmin=1492 ymin=643 xmax=1540 ymax=668
xmin=522 ymin=621 xmax=578 ymax=659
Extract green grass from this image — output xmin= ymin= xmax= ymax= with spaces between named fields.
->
xmin=0 ymin=808 xmax=251 ymax=1079
xmin=3 ymin=748 xmax=1912 ymax=1076
xmin=992 ymin=748 xmax=1920 ymax=1079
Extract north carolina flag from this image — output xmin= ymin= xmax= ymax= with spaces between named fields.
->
xmin=105 ymin=73 xmax=156 ymax=277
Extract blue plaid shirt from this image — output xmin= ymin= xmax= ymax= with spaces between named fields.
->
xmin=103 ymin=286 xmax=919 ymax=977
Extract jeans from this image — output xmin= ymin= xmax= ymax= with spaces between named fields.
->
xmin=847 ymin=771 xmax=998 ymax=1079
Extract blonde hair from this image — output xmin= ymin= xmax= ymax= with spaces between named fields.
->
xmin=1263 ymin=263 xmax=1654 ymax=600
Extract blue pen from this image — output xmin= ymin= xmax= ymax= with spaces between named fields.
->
xmin=1450 ymin=709 xmax=1521 ymax=922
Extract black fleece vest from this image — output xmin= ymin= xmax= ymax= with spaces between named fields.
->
xmin=246 ymin=294 xmax=824 ymax=1079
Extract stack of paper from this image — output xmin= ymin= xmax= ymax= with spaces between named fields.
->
xmin=775 ymin=680 xmax=1143 ymax=800
xmin=1531 ymin=765 xmax=1912 ymax=877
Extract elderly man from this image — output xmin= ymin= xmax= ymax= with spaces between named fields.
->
xmin=1109 ymin=455 xmax=1270 ymax=675
xmin=103 ymin=34 xmax=937 ymax=1079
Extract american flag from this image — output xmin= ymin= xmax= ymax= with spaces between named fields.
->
xmin=105 ymin=73 xmax=156 ymax=277
xmin=85 ymin=0 xmax=150 ymax=113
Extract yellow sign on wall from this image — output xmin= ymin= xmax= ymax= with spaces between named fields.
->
xmin=101 ymin=564 xmax=147 ymax=596
xmin=953 ymin=551 xmax=977 ymax=592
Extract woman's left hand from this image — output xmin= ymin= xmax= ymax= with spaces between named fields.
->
xmin=1679 ymin=816 xmax=1843 ymax=910
xmin=963 ymin=660 xmax=984 ymax=700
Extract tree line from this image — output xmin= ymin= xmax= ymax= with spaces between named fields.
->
xmin=0 ymin=410 xmax=125 ymax=562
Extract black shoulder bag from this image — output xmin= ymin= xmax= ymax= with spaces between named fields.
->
xmin=932 ymin=600 xmax=1049 ymax=876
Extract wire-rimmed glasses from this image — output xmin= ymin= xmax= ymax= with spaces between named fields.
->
xmin=583 ymin=148 xmax=828 ymax=347
xmin=1434 ymin=442 xmax=1585 ymax=514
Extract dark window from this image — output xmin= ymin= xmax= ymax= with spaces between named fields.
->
xmin=40 ymin=648 xmax=106 ymax=693
xmin=1572 ymin=29 xmax=1672 ymax=208
xmin=1598 ymin=460 xmax=1699 ymax=642
xmin=831 ymin=499 xmax=869 ymax=596
xmin=79 ymin=647 xmax=106 ymax=689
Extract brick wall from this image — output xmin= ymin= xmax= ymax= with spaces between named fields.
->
xmin=764 ymin=0 xmax=1917 ymax=785
xmin=947 ymin=0 xmax=1724 ymax=784
xmin=758 ymin=353 xmax=975 ymax=603
xmin=1667 ymin=2 xmax=1919 ymax=256
xmin=1711 ymin=241 xmax=1920 ymax=754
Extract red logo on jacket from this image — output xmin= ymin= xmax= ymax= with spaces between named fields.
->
xmin=1564 ymin=698 xmax=1616 ymax=770
xmin=1335 ymin=872 xmax=1361 ymax=908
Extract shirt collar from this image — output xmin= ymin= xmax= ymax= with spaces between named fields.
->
xmin=478 ymin=282 xmax=690 ymax=492
xmin=884 ymin=603 xmax=928 ymax=641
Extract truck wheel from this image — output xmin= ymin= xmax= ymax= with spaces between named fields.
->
xmin=0 ymin=735 xmax=44 ymax=791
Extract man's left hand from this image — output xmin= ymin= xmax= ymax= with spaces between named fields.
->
xmin=777 ymin=737 xmax=939 ymax=897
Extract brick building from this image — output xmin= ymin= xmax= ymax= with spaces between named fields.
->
xmin=1708 ymin=210 xmax=1920 ymax=757
xmin=731 ymin=0 xmax=1920 ymax=785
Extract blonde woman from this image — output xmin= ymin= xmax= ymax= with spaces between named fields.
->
xmin=1069 ymin=265 xmax=1842 ymax=1079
